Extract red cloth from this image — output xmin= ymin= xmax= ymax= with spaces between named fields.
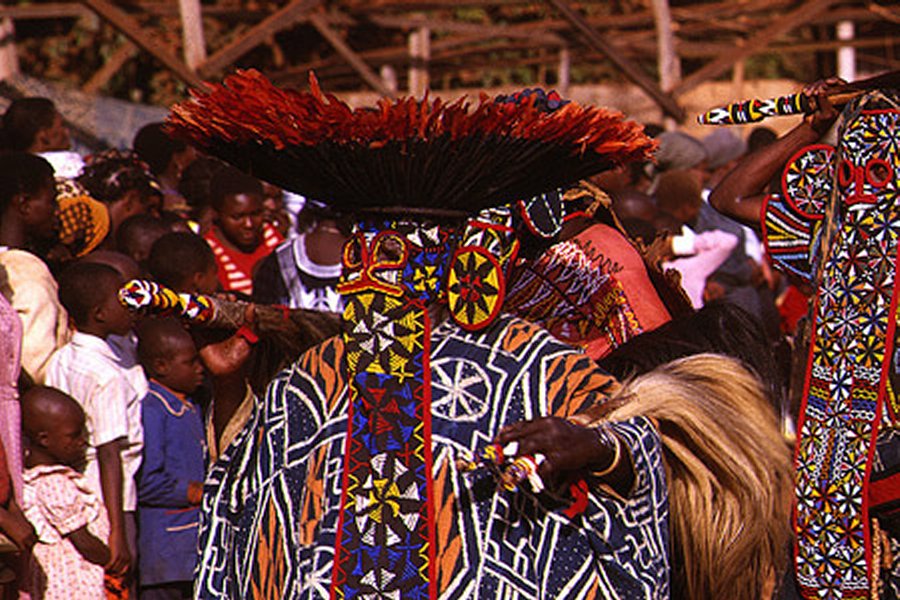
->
xmin=205 ymin=223 xmax=283 ymax=295
xmin=0 ymin=437 xmax=9 ymax=507
xmin=777 ymin=284 xmax=810 ymax=335
xmin=507 ymin=223 xmax=671 ymax=361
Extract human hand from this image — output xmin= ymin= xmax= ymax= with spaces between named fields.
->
xmin=802 ymin=77 xmax=844 ymax=136
xmin=496 ymin=417 xmax=610 ymax=487
xmin=104 ymin=527 xmax=131 ymax=576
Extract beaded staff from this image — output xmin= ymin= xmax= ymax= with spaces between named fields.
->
xmin=117 ymin=279 xmax=341 ymax=386
xmin=697 ymin=69 xmax=900 ymax=125
xmin=456 ymin=442 xmax=547 ymax=493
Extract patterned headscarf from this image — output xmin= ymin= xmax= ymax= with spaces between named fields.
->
xmin=55 ymin=178 xmax=110 ymax=257
xmin=77 ymin=149 xmax=162 ymax=204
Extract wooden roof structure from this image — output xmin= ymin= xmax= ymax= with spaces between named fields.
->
xmin=2 ymin=0 xmax=898 ymax=123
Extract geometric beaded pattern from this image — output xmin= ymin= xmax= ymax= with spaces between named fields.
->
xmin=794 ymin=101 xmax=900 ymax=599
xmin=697 ymin=92 xmax=808 ymax=125
xmin=448 ymin=207 xmax=518 ymax=332
xmin=761 ymin=145 xmax=833 ymax=283
xmin=504 ymin=237 xmax=642 ymax=353
xmin=331 ymin=219 xmax=455 ymax=600
xmin=782 ymin=144 xmax=834 ymax=219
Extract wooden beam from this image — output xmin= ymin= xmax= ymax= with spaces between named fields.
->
xmin=179 ymin=0 xmax=207 ymax=70
xmin=365 ymin=14 xmax=564 ymax=45
xmin=869 ymin=2 xmax=900 ymax=24
xmin=308 ymin=12 xmax=394 ymax=98
xmin=270 ymin=32 xmax=490 ymax=84
xmin=0 ymin=4 xmax=89 ymax=20
xmin=196 ymin=0 xmax=321 ymax=78
xmin=544 ymin=0 xmax=684 ymax=121
xmin=673 ymin=0 xmax=838 ymax=96
xmin=558 ymin=46 xmax=570 ymax=96
xmin=408 ymin=26 xmax=430 ymax=98
xmin=79 ymin=0 xmax=207 ymax=89
xmin=81 ymin=41 xmax=137 ymax=94
xmin=0 ymin=18 xmax=19 ymax=79
xmin=650 ymin=0 xmax=679 ymax=94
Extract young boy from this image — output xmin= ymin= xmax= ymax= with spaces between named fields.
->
xmin=115 ymin=214 xmax=168 ymax=274
xmin=21 ymin=386 xmax=111 ymax=599
xmin=146 ymin=231 xmax=253 ymax=464
xmin=203 ymin=166 xmax=282 ymax=296
xmin=136 ymin=318 xmax=205 ymax=600
xmin=44 ymin=262 xmax=145 ymax=587
xmin=147 ymin=232 xmax=219 ymax=294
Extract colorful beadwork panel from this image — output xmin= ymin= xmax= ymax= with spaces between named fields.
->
xmin=794 ymin=104 xmax=900 ymax=599
xmin=194 ymin=316 xmax=669 ymax=599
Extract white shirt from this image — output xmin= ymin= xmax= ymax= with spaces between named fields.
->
xmin=665 ymin=229 xmax=739 ymax=308
xmin=38 ymin=151 xmax=85 ymax=179
xmin=45 ymin=332 xmax=146 ymax=511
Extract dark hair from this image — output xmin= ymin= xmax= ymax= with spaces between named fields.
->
xmin=599 ymin=302 xmax=782 ymax=405
xmin=56 ymin=262 xmax=122 ymax=328
xmin=133 ymin=122 xmax=187 ymax=176
xmin=158 ymin=210 xmax=190 ymax=231
xmin=654 ymin=169 xmax=702 ymax=216
xmin=0 ymin=152 xmax=55 ymax=213
xmin=642 ymin=123 xmax=665 ymax=138
xmin=178 ymin=156 xmax=226 ymax=217
xmin=116 ymin=214 xmax=168 ymax=260
xmin=210 ymin=166 xmax=263 ymax=211
xmin=1 ymin=98 xmax=57 ymax=152
xmin=78 ymin=149 xmax=161 ymax=204
xmin=136 ymin=316 xmax=191 ymax=375
xmin=147 ymin=231 xmax=216 ymax=290
xmin=21 ymin=386 xmax=84 ymax=443
xmin=294 ymin=200 xmax=352 ymax=236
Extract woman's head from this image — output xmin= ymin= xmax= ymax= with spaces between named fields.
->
xmin=78 ymin=149 xmax=163 ymax=235
xmin=210 ymin=166 xmax=265 ymax=252
xmin=1 ymin=97 xmax=70 ymax=153
xmin=0 ymin=152 xmax=57 ymax=242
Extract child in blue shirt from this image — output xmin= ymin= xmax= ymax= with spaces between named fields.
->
xmin=136 ymin=318 xmax=205 ymax=600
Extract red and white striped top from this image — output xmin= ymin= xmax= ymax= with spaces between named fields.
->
xmin=205 ymin=222 xmax=283 ymax=296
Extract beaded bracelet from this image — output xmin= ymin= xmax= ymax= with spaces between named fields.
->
xmin=591 ymin=424 xmax=621 ymax=479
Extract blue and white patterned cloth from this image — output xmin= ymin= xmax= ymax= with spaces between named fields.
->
xmin=196 ymin=315 xmax=670 ymax=599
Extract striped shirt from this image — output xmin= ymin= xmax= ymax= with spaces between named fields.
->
xmin=204 ymin=223 xmax=283 ymax=296
xmin=45 ymin=332 xmax=147 ymax=512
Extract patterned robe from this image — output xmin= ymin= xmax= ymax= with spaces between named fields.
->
xmin=196 ymin=315 xmax=669 ymax=599
xmin=506 ymin=222 xmax=672 ymax=361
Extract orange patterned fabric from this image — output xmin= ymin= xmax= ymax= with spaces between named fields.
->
xmin=196 ymin=315 xmax=669 ymax=599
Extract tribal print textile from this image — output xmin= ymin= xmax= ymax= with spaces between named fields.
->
xmin=194 ymin=315 xmax=670 ymax=599
xmin=761 ymin=144 xmax=833 ymax=283
xmin=505 ymin=223 xmax=671 ymax=361
xmin=761 ymin=90 xmax=900 ymax=598
xmin=332 ymin=219 xmax=455 ymax=599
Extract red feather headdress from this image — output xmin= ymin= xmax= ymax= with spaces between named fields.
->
xmin=167 ymin=70 xmax=655 ymax=213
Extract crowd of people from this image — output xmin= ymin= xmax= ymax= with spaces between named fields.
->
xmin=0 ymin=74 xmax=895 ymax=600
